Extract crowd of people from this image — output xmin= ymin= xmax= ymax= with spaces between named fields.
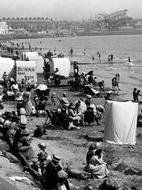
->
xmin=68 ymin=63 xmax=112 ymax=98
xmin=0 ymin=86 xmax=108 ymax=190
xmin=0 ymin=41 xmax=141 ymax=190
xmin=0 ymin=105 xmax=109 ymax=189
xmin=43 ymin=92 xmax=105 ymax=130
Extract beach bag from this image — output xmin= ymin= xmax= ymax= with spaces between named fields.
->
xmin=58 ymin=169 xmax=68 ymax=182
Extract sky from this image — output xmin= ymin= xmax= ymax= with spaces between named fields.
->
xmin=1 ymin=0 xmax=142 ymax=21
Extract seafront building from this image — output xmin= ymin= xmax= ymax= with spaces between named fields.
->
xmin=0 ymin=10 xmax=142 ymax=37
xmin=0 ymin=22 xmax=11 ymax=34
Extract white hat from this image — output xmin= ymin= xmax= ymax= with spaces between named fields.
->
xmin=57 ymin=108 xmax=61 ymax=113
xmin=4 ymin=120 xmax=11 ymax=128
xmin=20 ymin=108 xmax=26 ymax=115
xmin=96 ymin=142 xmax=103 ymax=149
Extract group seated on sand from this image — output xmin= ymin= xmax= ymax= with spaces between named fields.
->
xmin=0 ymin=109 xmax=109 ymax=190
xmin=0 ymin=73 xmax=110 ymax=190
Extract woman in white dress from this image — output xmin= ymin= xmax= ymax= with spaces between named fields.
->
xmin=88 ymin=149 xmax=109 ymax=179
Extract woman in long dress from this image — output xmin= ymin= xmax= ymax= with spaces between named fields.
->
xmin=88 ymin=149 xmax=109 ymax=179
xmin=23 ymin=90 xmax=33 ymax=116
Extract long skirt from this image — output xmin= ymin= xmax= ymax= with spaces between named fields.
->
xmin=88 ymin=163 xmax=109 ymax=179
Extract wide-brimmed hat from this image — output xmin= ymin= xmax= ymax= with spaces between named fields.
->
xmin=52 ymin=155 xmax=61 ymax=164
xmin=4 ymin=120 xmax=12 ymax=128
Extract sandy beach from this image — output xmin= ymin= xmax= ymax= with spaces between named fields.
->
xmin=0 ymin=35 xmax=142 ymax=190
xmin=0 ymin=69 xmax=142 ymax=190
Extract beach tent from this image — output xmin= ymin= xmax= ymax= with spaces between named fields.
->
xmin=103 ymin=100 xmax=138 ymax=145
xmin=15 ymin=61 xmax=37 ymax=83
xmin=0 ymin=57 xmax=15 ymax=80
xmin=50 ymin=58 xmax=71 ymax=78
xmin=22 ymin=52 xmax=44 ymax=73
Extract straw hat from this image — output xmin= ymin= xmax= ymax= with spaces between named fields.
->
xmin=52 ymin=155 xmax=61 ymax=164
xmin=20 ymin=123 xmax=27 ymax=129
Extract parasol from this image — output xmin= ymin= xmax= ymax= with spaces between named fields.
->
xmin=36 ymin=84 xmax=48 ymax=91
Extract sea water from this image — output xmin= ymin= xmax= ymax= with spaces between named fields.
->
xmin=14 ymin=35 xmax=142 ymax=100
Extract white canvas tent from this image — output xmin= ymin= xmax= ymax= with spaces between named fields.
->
xmin=50 ymin=58 xmax=70 ymax=78
xmin=22 ymin=52 xmax=44 ymax=73
xmin=103 ymin=100 xmax=138 ymax=145
xmin=0 ymin=57 xmax=15 ymax=80
xmin=16 ymin=61 xmax=37 ymax=83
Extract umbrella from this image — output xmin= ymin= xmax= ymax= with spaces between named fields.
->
xmin=36 ymin=84 xmax=48 ymax=91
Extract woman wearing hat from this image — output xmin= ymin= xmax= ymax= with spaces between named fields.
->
xmin=68 ymin=103 xmax=81 ymax=129
xmin=17 ymin=129 xmax=34 ymax=160
xmin=51 ymin=92 xmax=56 ymax=106
xmin=37 ymin=143 xmax=51 ymax=175
xmin=60 ymin=93 xmax=69 ymax=108
xmin=22 ymin=89 xmax=33 ymax=116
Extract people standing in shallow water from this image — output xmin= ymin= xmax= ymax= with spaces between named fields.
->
xmin=97 ymin=52 xmax=101 ymax=62
xmin=133 ymin=88 xmax=137 ymax=102
xmin=70 ymin=48 xmax=73 ymax=57
xmin=135 ymin=90 xmax=142 ymax=102
xmin=108 ymin=54 xmax=114 ymax=63
xmin=83 ymin=49 xmax=86 ymax=56
xmin=92 ymin=56 xmax=95 ymax=62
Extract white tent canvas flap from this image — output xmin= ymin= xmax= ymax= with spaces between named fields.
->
xmin=23 ymin=52 xmax=44 ymax=73
xmin=0 ymin=57 xmax=15 ymax=80
xmin=50 ymin=58 xmax=70 ymax=78
xmin=16 ymin=61 xmax=37 ymax=83
xmin=104 ymin=100 xmax=138 ymax=145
